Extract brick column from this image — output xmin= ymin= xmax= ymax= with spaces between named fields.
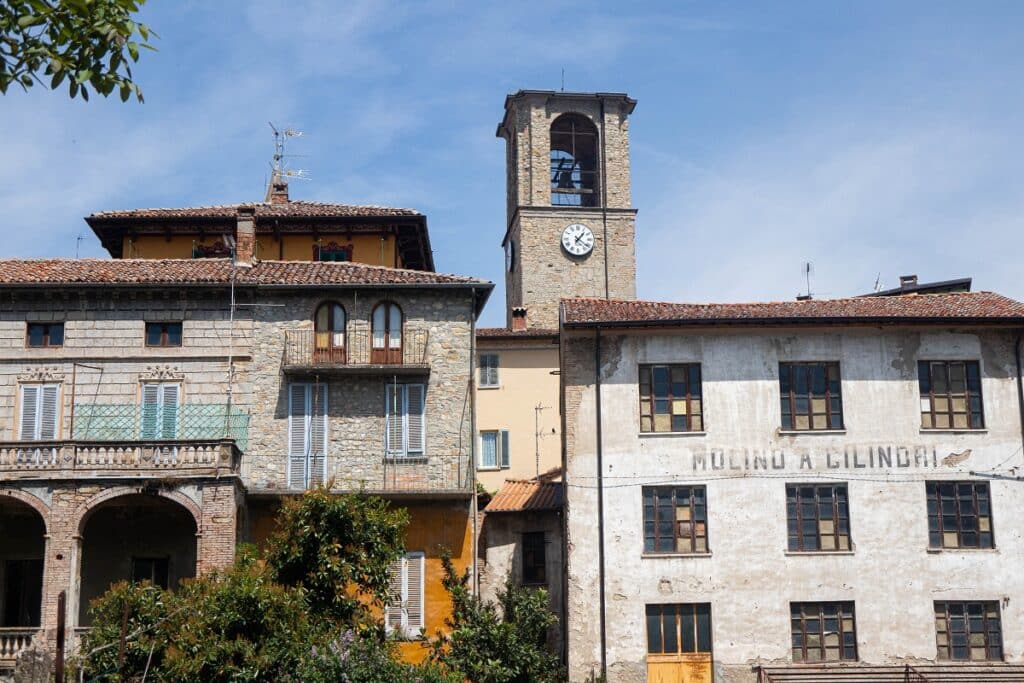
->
xmin=197 ymin=481 xmax=239 ymax=573
xmin=41 ymin=486 xmax=89 ymax=642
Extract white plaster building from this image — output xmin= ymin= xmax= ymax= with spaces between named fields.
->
xmin=559 ymin=295 xmax=1024 ymax=682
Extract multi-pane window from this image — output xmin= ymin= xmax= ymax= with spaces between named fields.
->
xmin=140 ymin=383 xmax=179 ymax=440
xmin=145 ymin=322 xmax=182 ymax=347
xmin=646 ymin=604 xmax=712 ymax=656
xmin=643 ymin=486 xmax=708 ymax=554
xmin=386 ymin=551 xmax=425 ymax=638
xmin=779 ymin=362 xmax=843 ymax=431
xmin=790 ymin=602 xmax=857 ymax=663
xmin=26 ymin=322 xmax=63 ymax=348
xmin=919 ymin=361 xmax=984 ymax=429
xmin=288 ymin=382 xmax=327 ymax=489
xmin=926 ymin=482 xmax=993 ymax=549
xmin=479 ymin=353 xmax=500 ymax=387
xmin=385 ymin=383 xmax=425 ymax=458
xmin=521 ymin=532 xmax=546 ymax=586
xmin=786 ymin=484 xmax=851 ymax=552
xmin=639 ymin=364 xmax=703 ymax=433
xmin=935 ymin=601 xmax=1003 ymax=661
xmin=131 ymin=557 xmax=170 ymax=590
xmin=479 ymin=430 xmax=510 ymax=469
xmin=19 ymin=384 xmax=60 ymax=441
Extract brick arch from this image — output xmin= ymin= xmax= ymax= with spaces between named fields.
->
xmin=0 ymin=488 xmax=50 ymax=533
xmin=74 ymin=486 xmax=203 ymax=537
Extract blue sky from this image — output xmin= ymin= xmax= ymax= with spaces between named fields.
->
xmin=1 ymin=1 xmax=1022 ymax=327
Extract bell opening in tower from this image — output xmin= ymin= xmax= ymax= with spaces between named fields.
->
xmin=550 ymin=113 xmax=599 ymax=207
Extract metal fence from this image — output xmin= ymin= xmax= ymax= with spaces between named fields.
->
xmin=72 ymin=403 xmax=249 ymax=450
xmin=283 ymin=328 xmax=429 ymax=367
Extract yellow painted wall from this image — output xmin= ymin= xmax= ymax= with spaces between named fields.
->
xmin=244 ymin=497 xmax=472 ymax=664
xmin=475 ymin=341 xmax=561 ymax=491
xmin=122 ymin=233 xmax=402 ymax=267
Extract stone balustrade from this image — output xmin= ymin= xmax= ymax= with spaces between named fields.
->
xmin=0 ymin=628 xmax=39 ymax=669
xmin=0 ymin=439 xmax=241 ymax=480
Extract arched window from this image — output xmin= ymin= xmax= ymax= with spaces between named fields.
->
xmin=314 ymin=301 xmax=346 ymax=362
xmin=372 ymin=302 xmax=403 ymax=364
xmin=550 ymin=113 xmax=599 ymax=207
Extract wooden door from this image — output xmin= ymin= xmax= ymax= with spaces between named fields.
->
xmin=647 ymin=653 xmax=712 ymax=683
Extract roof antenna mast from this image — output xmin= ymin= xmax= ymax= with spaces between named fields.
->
xmin=267 ymin=122 xmax=309 ymax=192
xmin=797 ymin=261 xmax=814 ymax=301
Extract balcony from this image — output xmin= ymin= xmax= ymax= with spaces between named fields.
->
xmin=282 ymin=328 xmax=430 ymax=375
xmin=0 ymin=439 xmax=241 ymax=480
xmin=0 ymin=628 xmax=38 ymax=670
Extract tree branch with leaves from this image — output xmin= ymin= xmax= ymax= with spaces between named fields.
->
xmin=0 ymin=0 xmax=154 ymax=101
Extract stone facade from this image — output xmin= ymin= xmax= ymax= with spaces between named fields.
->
xmin=498 ymin=91 xmax=638 ymax=330
xmin=0 ymin=274 xmax=483 ymax=669
xmin=562 ymin=324 xmax=1024 ymax=682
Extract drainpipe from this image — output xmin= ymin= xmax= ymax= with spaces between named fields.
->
xmin=470 ymin=287 xmax=480 ymax=595
xmin=594 ymin=328 xmax=608 ymax=678
xmin=1016 ymin=331 xmax=1024 ymax=466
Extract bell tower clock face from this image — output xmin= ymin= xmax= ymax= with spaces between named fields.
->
xmin=561 ymin=223 xmax=594 ymax=257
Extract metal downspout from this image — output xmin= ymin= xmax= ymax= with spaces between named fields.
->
xmin=1016 ymin=331 xmax=1024 ymax=467
xmin=594 ymin=328 xmax=608 ymax=678
xmin=470 ymin=287 xmax=480 ymax=595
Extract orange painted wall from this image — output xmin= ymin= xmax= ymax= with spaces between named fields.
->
xmin=122 ymin=233 xmax=402 ymax=266
xmin=244 ymin=497 xmax=473 ymax=663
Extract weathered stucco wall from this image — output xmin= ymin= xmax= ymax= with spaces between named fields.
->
xmin=475 ymin=340 xmax=560 ymax=491
xmin=564 ymin=326 xmax=1024 ymax=682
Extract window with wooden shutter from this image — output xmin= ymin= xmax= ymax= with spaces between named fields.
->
xmin=385 ymin=552 xmax=425 ymax=638
xmin=385 ymin=383 xmax=426 ymax=458
xmin=140 ymin=383 xmax=179 ymax=439
xmin=288 ymin=382 xmax=328 ymax=489
xmin=19 ymin=384 xmax=60 ymax=441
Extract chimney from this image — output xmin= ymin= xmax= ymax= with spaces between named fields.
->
xmin=511 ymin=307 xmax=528 ymax=331
xmin=266 ymin=174 xmax=289 ymax=205
xmin=235 ymin=207 xmax=256 ymax=267
xmin=899 ymin=274 xmax=918 ymax=290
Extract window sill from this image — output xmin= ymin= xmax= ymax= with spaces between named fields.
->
xmin=638 ymin=431 xmax=707 ymax=438
xmin=777 ymin=429 xmax=847 ymax=436
xmin=919 ymin=428 xmax=988 ymax=435
xmin=642 ymin=552 xmax=712 ymax=559
xmin=478 ymin=466 xmax=504 ymax=472
xmin=477 ymin=384 xmax=501 ymax=390
xmin=384 ymin=455 xmax=428 ymax=464
xmin=926 ymin=547 xmax=998 ymax=554
xmin=784 ymin=550 xmax=855 ymax=557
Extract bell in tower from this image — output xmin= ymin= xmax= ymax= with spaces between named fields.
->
xmin=497 ymin=90 xmax=638 ymax=330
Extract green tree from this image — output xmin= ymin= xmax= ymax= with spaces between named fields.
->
xmin=429 ymin=552 xmax=564 ymax=683
xmin=266 ymin=487 xmax=408 ymax=625
xmin=0 ymin=0 xmax=154 ymax=101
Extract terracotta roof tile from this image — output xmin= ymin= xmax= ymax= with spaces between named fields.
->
xmin=562 ymin=292 xmax=1024 ymax=327
xmin=476 ymin=327 xmax=559 ymax=339
xmin=485 ymin=479 xmax=563 ymax=513
xmin=88 ymin=201 xmax=421 ymax=220
xmin=0 ymin=258 xmax=488 ymax=287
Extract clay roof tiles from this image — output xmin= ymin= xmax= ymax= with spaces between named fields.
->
xmin=561 ymin=292 xmax=1024 ymax=327
xmin=88 ymin=201 xmax=421 ymax=220
xmin=484 ymin=479 xmax=563 ymax=513
xmin=476 ymin=327 xmax=559 ymax=339
xmin=0 ymin=258 xmax=487 ymax=287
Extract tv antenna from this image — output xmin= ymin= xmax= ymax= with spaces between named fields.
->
xmin=75 ymin=232 xmax=84 ymax=258
xmin=799 ymin=261 xmax=815 ymax=300
xmin=873 ymin=272 xmax=883 ymax=293
xmin=268 ymin=122 xmax=310 ymax=184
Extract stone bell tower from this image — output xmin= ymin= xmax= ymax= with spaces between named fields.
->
xmin=497 ymin=90 xmax=638 ymax=330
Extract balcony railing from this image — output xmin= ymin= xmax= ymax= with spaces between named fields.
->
xmin=0 ymin=439 xmax=241 ymax=480
xmin=283 ymin=328 xmax=429 ymax=371
xmin=0 ymin=628 xmax=39 ymax=669
xmin=280 ymin=453 xmax=473 ymax=497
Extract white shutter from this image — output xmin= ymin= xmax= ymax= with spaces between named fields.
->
xmin=140 ymin=384 xmax=160 ymax=439
xmin=288 ymin=383 xmax=309 ymax=488
xmin=19 ymin=385 xmax=39 ymax=441
xmin=405 ymin=552 xmax=424 ymax=633
xmin=500 ymin=429 xmax=510 ymax=469
xmin=39 ymin=385 xmax=59 ymax=440
xmin=309 ymin=383 xmax=328 ymax=485
xmin=385 ymin=557 xmax=404 ymax=631
xmin=406 ymin=384 xmax=425 ymax=456
xmin=159 ymin=384 xmax=179 ymax=439
xmin=385 ymin=384 xmax=405 ymax=456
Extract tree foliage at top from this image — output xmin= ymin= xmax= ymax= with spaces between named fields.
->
xmin=0 ymin=0 xmax=154 ymax=101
